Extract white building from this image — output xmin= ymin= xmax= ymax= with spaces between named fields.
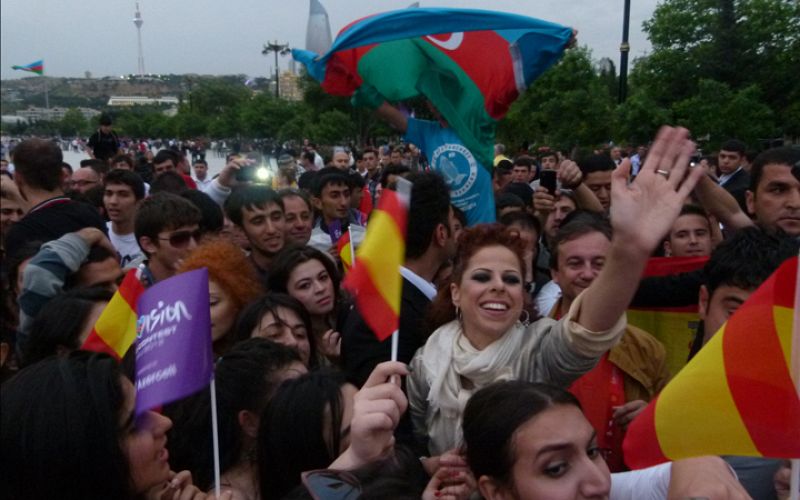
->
xmin=15 ymin=107 xmax=100 ymax=122
xmin=107 ymin=95 xmax=179 ymax=106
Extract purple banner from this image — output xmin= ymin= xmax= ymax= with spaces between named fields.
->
xmin=134 ymin=268 xmax=213 ymax=416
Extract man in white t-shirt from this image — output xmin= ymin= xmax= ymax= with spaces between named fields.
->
xmin=103 ymin=169 xmax=146 ymax=268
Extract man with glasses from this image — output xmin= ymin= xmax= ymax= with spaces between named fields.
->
xmin=69 ymin=166 xmax=102 ymax=194
xmin=134 ymin=193 xmax=202 ymax=287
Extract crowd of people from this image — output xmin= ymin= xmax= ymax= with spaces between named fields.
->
xmin=0 ymin=112 xmax=798 ymax=499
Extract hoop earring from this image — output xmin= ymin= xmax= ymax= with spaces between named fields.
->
xmin=519 ymin=310 xmax=530 ymax=327
xmin=455 ymin=305 xmax=462 ymax=323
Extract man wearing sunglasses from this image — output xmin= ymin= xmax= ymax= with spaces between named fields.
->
xmin=135 ymin=193 xmax=202 ymax=287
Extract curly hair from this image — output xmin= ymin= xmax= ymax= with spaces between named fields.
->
xmin=178 ymin=237 xmax=264 ymax=323
xmin=425 ymin=224 xmax=526 ymax=333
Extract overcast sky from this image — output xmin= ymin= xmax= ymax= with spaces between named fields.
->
xmin=1 ymin=0 xmax=658 ymax=80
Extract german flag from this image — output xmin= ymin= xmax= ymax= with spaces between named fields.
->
xmin=81 ymin=269 xmax=145 ymax=360
xmin=342 ymin=180 xmax=410 ymax=341
xmin=623 ymin=256 xmax=800 ymax=468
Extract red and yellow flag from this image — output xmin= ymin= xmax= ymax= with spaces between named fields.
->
xmin=81 ymin=269 xmax=145 ymax=360
xmin=627 ymin=256 xmax=708 ymax=376
xmin=337 ymin=230 xmax=353 ymax=273
xmin=623 ymin=256 xmax=800 ymax=468
xmin=342 ymin=180 xmax=410 ymax=341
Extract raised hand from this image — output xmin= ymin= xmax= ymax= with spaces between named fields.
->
xmin=610 ymin=126 xmax=705 ymax=255
xmin=329 ymin=361 xmax=409 ymax=470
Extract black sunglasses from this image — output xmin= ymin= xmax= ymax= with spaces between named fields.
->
xmin=158 ymin=229 xmax=202 ymax=248
xmin=300 ymin=469 xmax=362 ymax=500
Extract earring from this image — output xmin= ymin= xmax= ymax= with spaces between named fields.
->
xmin=519 ymin=310 xmax=530 ymax=327
xmin=455 ymin=305 xmax=462 ymax=322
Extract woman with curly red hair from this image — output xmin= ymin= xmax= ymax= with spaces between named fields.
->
xmin=178 ymin=238 xmax=264 ymax=355
xmin=407 ymin=127 xmax=705 ymax=456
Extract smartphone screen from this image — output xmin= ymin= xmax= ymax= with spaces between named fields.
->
xmin=540 ymin=170 xmax=557 ymax=195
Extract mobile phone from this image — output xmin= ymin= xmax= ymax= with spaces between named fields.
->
xmin=540 ymin=170 xmax=557 ymax=195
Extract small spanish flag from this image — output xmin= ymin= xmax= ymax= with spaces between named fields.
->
xmin=81 ymin=269 xmax=145 ymax=360
xmin=343 ymin=179 xmax=410 ymax=341
xmin=337 ymin=230 xmax=353 ymax=273
xmin=623 ymin=256 xmax=800 ymax=468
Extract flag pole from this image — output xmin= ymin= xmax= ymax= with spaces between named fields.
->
xmin=43 ymin=74 xmax=49 ymax=111
xmin=790 ymin=252 xmax=800 ymax=500
xmin=349 ymin=227 xmax=356 ymax=270
xmin=210 ymin=377 xmax=222 ymax=498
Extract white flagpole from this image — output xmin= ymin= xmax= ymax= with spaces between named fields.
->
xmin=210 ymin=377 xmax=222 ymax=498
xmin=348 ymin=227 xmax=356 ymax=270
xmin=790 ymin=252 xmax=800 ymax=500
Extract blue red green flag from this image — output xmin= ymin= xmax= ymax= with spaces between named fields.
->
xmin=12 ymin=60 xmax=44 ymax=75
xmin=293 ymin=8 xmax=573 ymax=168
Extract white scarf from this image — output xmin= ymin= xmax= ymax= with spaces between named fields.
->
xmin=421 ymin=320 xmax=526 ymax=453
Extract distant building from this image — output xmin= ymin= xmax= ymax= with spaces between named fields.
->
xmin=16 ymin=107 xmax=100 ymax=122
xmin=278 ymin=71 xmax=303 ymax=102
xmin=107 ymin=95 xmax=179 ymax=106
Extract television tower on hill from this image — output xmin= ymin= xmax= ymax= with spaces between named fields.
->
xmin=134 ymin=2 xmax=145 ymax=76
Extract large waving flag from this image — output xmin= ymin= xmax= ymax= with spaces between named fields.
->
xmin=293 ymin=8 xmax=573 ymax=168
xmin=627 ymin=256 xmax=709 ymax=376
xmin=82 ymin=269 xmax=145 ymax=360
xmin=12 ymin=60 xmax=44 ymax=75
xmin=623 ymin=256 xmax=800 ymax=468
xmin=343 ymin=179 xmax=410 ymax=341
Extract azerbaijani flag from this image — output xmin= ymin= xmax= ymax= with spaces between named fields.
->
xmin=627 ymin=256 xmax=708 ymax=376
xmin=293 ymin=8 xmax=573 ymax=168
xmin=623 ymin=256 xmax=800 ymax=468
xmin=12 ymin=60 xmax=44 ymax=75
xmin=337 ymin=230 xmax=353 ymax=273
xmin=343 ymin=179 xmax=410 ymax=341
xmin=82 ymin=269 xmax=145 ymax=360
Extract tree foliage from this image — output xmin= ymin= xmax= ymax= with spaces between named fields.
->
xmin=498 ymin=47 xmax=614 ymax=151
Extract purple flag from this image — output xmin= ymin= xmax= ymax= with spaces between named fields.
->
xmin=134 ymin=268 xmax=214 ymax=416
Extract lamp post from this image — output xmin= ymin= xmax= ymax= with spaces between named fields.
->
xmin=262 ymin=41 xmax=291 ymax=98
xmin=618 ymin=0 xmax=631 ymax=103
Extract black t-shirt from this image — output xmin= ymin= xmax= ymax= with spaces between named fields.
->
xmin=4 ymin=197 xmax=107 ymax=259
xmin=87 ymin=129 xmax=120 ymax=161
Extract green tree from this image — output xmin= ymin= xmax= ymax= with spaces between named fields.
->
xmin=58 ymin=108 xmax=88 ymax=137
xmin=614 ymin=89 xmax=672 ymax=145
xmin=635 ymin=0 xmax=800 ymax=137
xmin=671 ymin=79 xmax=778 ymax=150
xmin=308 ymin=110 xmax=357 ymax=145
xmin=498 ymin=47 xmax=614 ymax=151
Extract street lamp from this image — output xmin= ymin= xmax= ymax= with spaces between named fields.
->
xmin=618 ymin=0 xmax=631 ymax=103
xmin=262 ymin=41 xmax=291 ymax=98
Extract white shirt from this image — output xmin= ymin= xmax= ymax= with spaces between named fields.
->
xmin=718 ymin=167 xmax=742 ymax=186
xmin=107 ymin=221 xmax=145 ymax=269
xmin=194 ymin=177 xmax=213 ymax=190
xmin=400 ymin=266 xmax=436 ymax=300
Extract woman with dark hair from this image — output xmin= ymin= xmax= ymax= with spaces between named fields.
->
xmin=233 ymin=292 xmax=315 ymax=368
xmin=257 ymin=370 xmax=353 ymax=500
xmin=178 ymin=238 xmax=264 ymax=356
xmin=165 ymin=338 xmax=307 ymax=499
xmin=267 ymin=245 xmax=347 ymax=365
xmin=1 ymin=352 xmax=219 ymax=499
xmin=23 ymin=286 xmax=112 ymax=366
xmin=258 ymin=360 xmax=418 ymax=500
xmin=408 ymin=128 xmax=707 ymax=456
xmin=463 ymin=380 xmax=749 ymax=499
